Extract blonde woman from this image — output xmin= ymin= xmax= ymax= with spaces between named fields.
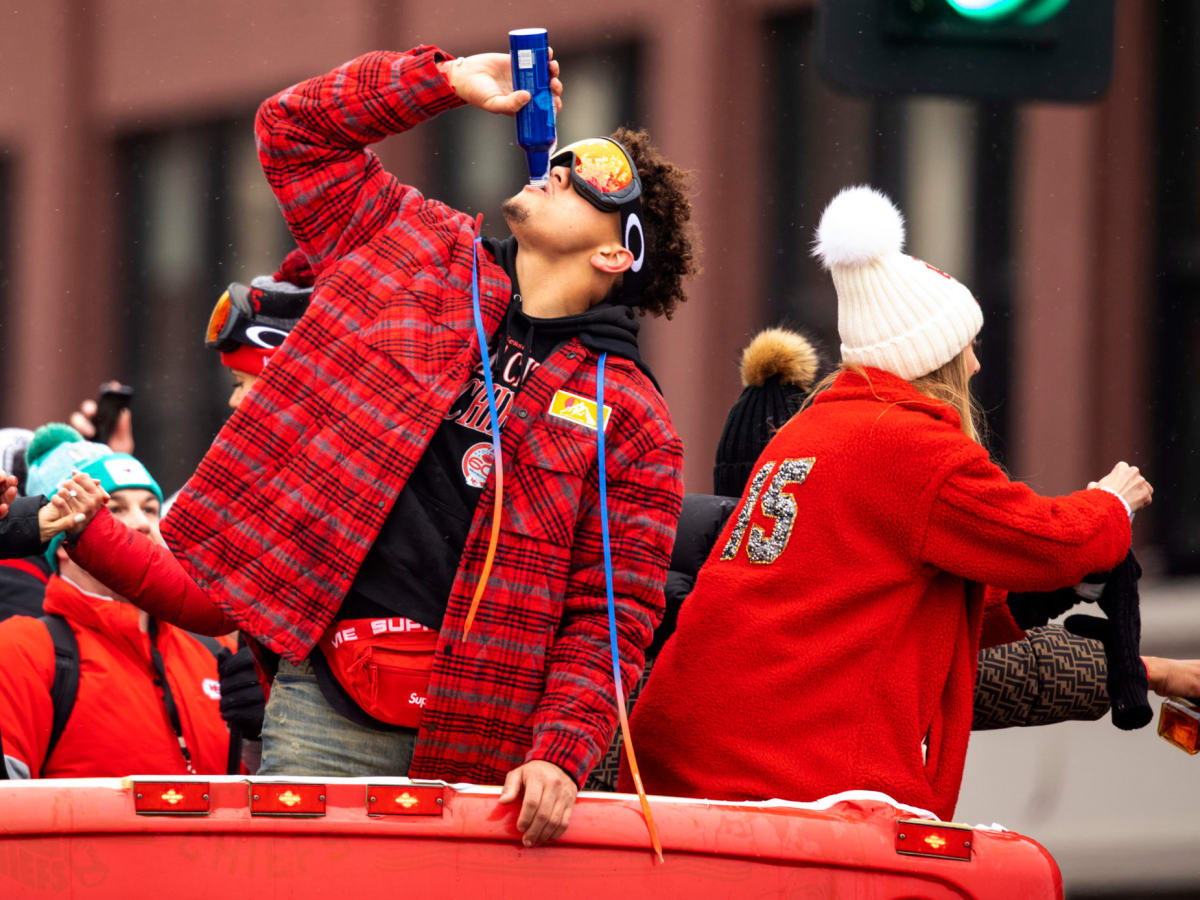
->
xmin=625 ymin=186 xmax=1151 ymax=821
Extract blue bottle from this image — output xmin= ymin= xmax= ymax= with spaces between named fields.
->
xmin=509 ymin=28 xmax=556 ymax=186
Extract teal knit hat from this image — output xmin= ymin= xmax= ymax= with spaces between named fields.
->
xmin=25 ymin=423 xmax=163 ymax=572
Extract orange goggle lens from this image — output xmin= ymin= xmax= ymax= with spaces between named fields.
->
xmin=561 ymin=139 xmax=634 ymax=194
xmin=206 ymin=291 xmax=232 ymax=345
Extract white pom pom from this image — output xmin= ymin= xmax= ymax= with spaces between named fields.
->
xmin=812 ymin=185 xmax=905 ymax=270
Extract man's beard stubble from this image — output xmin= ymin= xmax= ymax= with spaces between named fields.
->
xmin=500 ymin=195 xmax=529 ymax=226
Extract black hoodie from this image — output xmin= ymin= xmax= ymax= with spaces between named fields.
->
xmin=319 ymin=237 xmax=655 ymax=728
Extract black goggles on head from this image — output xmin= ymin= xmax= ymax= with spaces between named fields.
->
xmin=550 ymin=137 xmax=647 ymax=303
xmin=205 ymin=281 xmax=313 ymax=352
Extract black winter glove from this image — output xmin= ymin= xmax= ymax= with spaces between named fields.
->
xmin=217 ymin=645 xmax=266 ymax=740
xmin=1064 ymin=550 xmax=1152 ymax=730
xmin=1005 ymin=585 xmax=1080 ymax=631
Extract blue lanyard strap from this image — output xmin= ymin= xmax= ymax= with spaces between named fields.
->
xmin=596 ymin=354 xmax=622 ymax=687
xmin=470 ymin=238 xmax=505 ymax=467
xmin=596 ymin=353 xmax=664 ymax=860
xmin=463 ymin=237 xmax=505 ymax=639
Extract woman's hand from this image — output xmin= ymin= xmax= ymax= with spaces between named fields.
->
xmin=1144 ymin=656 xmax=1200 ymax=699
xmin=38 ymin=497 xmax=84 ymax=542
xmin=439 ymin=50 xmax=562 ymax=116
xmin=49 ymin=472 xmax=110 ymax=538
xmin=1090 ymin=461 xmax=1153 ymax=514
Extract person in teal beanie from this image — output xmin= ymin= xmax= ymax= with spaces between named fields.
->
xmin=24 ymin=423 xmax=163 ymax=574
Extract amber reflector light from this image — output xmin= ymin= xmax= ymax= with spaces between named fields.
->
xmin=249 ymin=783 xmax=327 ymax=816
xmin=895 ymin=818 xmax=973 ymax=861
xmin=132 ymin=781 xmax=212 ymax=815
xmin=366 ymin=784 xmax=446 ymax=816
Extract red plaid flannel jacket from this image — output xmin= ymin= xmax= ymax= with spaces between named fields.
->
xmin=161 ymin=48 xmax=684 ymax=786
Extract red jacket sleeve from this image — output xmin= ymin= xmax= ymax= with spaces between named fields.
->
xmin=255 ymin=47 xmax=464 ymax=273
xmin=68 ymin=509 xmax=237 ymax=636
xmin=920 ymin=453 xmax=1131 ymax=593
xmin=0 ymin=616 xmax=56 ymax=778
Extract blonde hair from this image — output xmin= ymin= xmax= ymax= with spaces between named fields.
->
xmin=799 ymin=347 xmax=984 ymax=444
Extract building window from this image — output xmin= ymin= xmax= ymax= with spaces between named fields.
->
xmin=765 ymin=12 xmax=1015 ymax=463
xmin=0 ymin=151 xmax=10 ymax=425
xmin=117 ymin=118 xmax=292 ymax=494
xmin=1155 ymin=1 xmax=1200 ymax=573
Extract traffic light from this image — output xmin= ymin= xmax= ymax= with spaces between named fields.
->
xmin=819 ymin=0 xmax=1115 ymax=102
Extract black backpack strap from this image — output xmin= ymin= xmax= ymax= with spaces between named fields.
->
xmin=186 ymin=630 xmax=242 ymax=775
xmin=190 ymin=633 xmax=223 ymax=660
xmin=39 ymin=614 xmax=79 ymax=774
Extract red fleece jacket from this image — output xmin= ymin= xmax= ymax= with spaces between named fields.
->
xmin=624 ymin=368 xmax=1130 ymax=820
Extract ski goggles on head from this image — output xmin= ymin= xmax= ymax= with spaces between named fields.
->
xmin=551 ymin=137 xmax=648 ymax=302
xmin=204 ymin=281 xmax=312 ymax=352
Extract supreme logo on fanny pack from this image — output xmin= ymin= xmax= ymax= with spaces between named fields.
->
xmin=320 ymin=618 xmax=438 ymax=729
xmin=327 ymin=617 xmax=436 ymax=648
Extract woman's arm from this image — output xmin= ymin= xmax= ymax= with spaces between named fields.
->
xmin=65 ymin=503 xmax=236 ymax=636
xmin=920 ymin=453 xmax=1134 ymax=592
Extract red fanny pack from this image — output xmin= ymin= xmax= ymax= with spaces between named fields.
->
xmin=319 ymin=618 xmax=438 ymax=729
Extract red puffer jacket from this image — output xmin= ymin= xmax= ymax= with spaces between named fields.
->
xmin=160 ymin=48 xmax=683 ymax=786
xmin=0 ymin=576 xmax=233 ymax=778
xmin=626 ymin=368 xmax=1130 ymax=820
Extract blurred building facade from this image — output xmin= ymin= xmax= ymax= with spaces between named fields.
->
xmin=0 ymin=1 xmax=1196 ymax=894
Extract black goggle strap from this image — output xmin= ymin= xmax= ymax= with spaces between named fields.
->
xmin=617 ymin=197 xmax=647 ymax=305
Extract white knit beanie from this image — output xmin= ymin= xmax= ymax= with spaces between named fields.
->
xmin=813 ymin=185 xmax=983 ymax=382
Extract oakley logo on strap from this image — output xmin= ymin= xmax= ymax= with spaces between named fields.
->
xmin=244 ymin=325 xmax=290 ymax=349
xmin=625 ymin=213 xmax=645 ymax=273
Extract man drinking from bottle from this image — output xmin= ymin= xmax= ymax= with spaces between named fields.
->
xmin=159 ymin=43 xmax=697 ymax=845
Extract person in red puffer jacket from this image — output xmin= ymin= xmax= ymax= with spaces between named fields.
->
xmin=0 ymin=427 xmax=233 ymax=779
xmin=625 ymin=186 xmax=1152 ymax=821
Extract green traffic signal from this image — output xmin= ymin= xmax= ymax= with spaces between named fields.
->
xmin=821 ymin=0 xmax=1114 ymax=101
xmin=943 ymin=0 xmax=1070 ymax=26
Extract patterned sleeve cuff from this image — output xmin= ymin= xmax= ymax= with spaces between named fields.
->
xmin=527 ymin=724 xmax=603 ymax=788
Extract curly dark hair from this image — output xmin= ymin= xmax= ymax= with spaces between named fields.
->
xmin=611 ymin=127 xmax=699 ymax=319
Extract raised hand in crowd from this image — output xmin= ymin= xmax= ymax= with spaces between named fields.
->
xmin=438 ymin=49 xmax=562 ymax=116
xmin=69 ymin=382 xmax=135 ymax=454
xmin=498 ymin=759 xmax=578 ymax=847
xmin=48 ymin=471 xmax=110 ymax=537
xmin=0 ymin=470 xmax=16 ymax=518
xmin=1090 ymin=461 xmax=1153 ymax=514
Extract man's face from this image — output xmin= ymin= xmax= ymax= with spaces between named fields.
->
xmin=107 ymin=488 xmax=162 ymax=545
xmin=228 ymin=368 xmax=258 ymax=410
xmin=502 ymin=163 xmax=622 ymax=255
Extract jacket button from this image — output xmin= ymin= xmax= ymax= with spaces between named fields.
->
xmin=516 ymin=409 xmax=528 ymax=419
xmin=566 ymin=351 xmax=576 ymax=360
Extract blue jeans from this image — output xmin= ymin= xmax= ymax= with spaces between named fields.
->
xmin=258 ymin=658 xmax=417 ymax=777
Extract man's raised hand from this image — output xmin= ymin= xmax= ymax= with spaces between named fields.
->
xmin=439 ymin=51 xmax=562 ymax=117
